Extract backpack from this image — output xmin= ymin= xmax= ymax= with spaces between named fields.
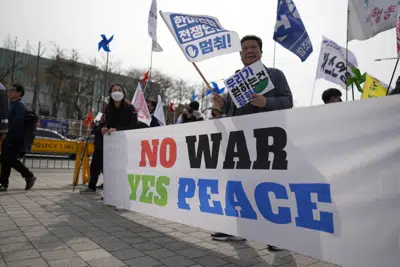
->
xmin=23 ymin=109 xmax=39 ymax=153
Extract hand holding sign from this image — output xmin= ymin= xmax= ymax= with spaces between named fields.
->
xmin=224 ymin=60 xmax=275 ymax=109
xmin=212 ymin=93 xmax=225 ymax=109
xmin=250 ymin=94 xmax=267 ymax=108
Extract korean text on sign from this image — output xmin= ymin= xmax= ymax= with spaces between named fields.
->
xmin=170 ymin=14 xmax=226 ymax=44
xmin=160 ymin=11 xmax=242 ymax=62
xmin=320 ymin=53 xmax=353 ymax=84
xmin=224 ymin=60 xmax=275 ymax=109
xmin=366 ymin=5 xmax=397 ymax=25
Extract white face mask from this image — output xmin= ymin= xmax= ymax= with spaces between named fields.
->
xmin=111 ymin=91 xmax=124 ymax=101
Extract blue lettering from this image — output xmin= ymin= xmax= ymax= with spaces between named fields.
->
xmin=289 ymin=183 xmax=334 ymax=234
xmin=198 ymin=179 xmax=223 ymax=215
xmin=177 ymin=178 xmax=195 ymax=210
xmin=225 ymin=181 xmax=257 ymax=220
xmin=254 ymin=182 xmax=291 ymax=224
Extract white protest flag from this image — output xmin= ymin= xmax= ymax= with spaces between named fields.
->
xmin=315 ymin=36 xmax=358 ymax=89
xmin=159 ymin=11 xmax=241 ymax=62
xmin=94 ymin=112 xmax=103 ymax=123
xmin=148 ymin=0 xmax=162 ymax=52
xmin=348 ymin=0 xmax=398 ymax=41
xmin=132 ymin=83 xmax=152 ymax=126
xmin=153 ymin=95 xmax=166 ymax=125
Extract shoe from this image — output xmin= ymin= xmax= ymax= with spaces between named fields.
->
xmin=80 ymin=188 xmax=96 ymax=194
xmin=211 ymin=232 xmax=246 ymax=241
xmin=25 ymin=177 xmax=37 ymax=191
xmin=267 ymin=245 xmax=283 ymax=251
xmin=97 ymin=184 xmax=103 ymax=190
xmin=0 ymin=184 xmax=8 ymax=192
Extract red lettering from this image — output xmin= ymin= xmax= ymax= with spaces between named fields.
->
xmin=139 ymin=139 xmax=159 ymax=167
xmin=159 ymin=138 xmax=177 ymax=168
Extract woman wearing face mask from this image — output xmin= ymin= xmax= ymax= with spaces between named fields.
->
xmin=102 ymin=84 xmax=139 ymax=136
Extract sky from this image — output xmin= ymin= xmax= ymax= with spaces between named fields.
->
xmin=1 ymin=0 xmax=399 ymax=107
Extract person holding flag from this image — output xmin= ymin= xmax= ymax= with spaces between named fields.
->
xmin=80 ymin=113 xmax=106 ymax=194
xmin=146 ymin=98 xmax=161 ymax=127
xmin=102 ymin=84 xmax=139 ymax=135
xmin=212 ymin=35 xmax=293 ymax=251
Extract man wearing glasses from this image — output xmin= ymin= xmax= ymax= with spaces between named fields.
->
xmin=0 ymin=84 xmax=36 ymax=192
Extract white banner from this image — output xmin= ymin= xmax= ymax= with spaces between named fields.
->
xmin=316 ymin=36 xmax=358 ymax=89
xmin=104 ymin=95 xmax=400 ymax=267
xmin=160 ymin=11 xmax=241 ymax=62
xmin=148 ymin=0 xmax=163 ymax=52
xmin=348 ymin=0 xmax=398 ymax=41
xmin=132 ymin=84 xmax=151 ymax=126
xmin=224 ymin=60 xmax=275 ymax=108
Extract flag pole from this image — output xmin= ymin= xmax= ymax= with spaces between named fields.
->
xmin=273 ymin=42 xmax=276 ymax=68
xmin=144 ymin=44 xmax=154 ymax=93
xmin=386 ymin=58 xmax=399 ymax=95
xmin=309 ymin=78 xmax=317 ymax=105
xmin=345 ymin=5 xmax=354 ymax=101
xmin=192 ymin=63 xmax=213 ymax=91
xmin=103 ymin=52 xmax=109 ymax=111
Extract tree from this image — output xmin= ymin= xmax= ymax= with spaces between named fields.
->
xmin=46 ymin=45 xmax=97 ymax=119
xmin=0 ymin=35 xmax=23 ymax=84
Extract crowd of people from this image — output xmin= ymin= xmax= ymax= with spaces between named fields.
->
xmin=0 ymin=34 xmax=399 ymax=251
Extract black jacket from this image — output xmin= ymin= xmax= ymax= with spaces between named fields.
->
xmin=92 ymin=122 xmax=105 ymax=152
xmin=8 ymin=99 xmax=27 ymax=140
xmin=0 ymin=86 xmax=7 ymax=134
xmin=105 ymin=102 xmax=139 ymax=131
xmin=150 ymin=114 xmax=160 ymax=127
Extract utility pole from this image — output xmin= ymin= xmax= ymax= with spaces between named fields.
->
xmin=11 ymin=37 xmax=18 ymax=83
xmin=32 ymin=41 xmax=42 ymax=113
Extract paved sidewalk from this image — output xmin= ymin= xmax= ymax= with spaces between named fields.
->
xmin=0 ymin=170 xmax=341 ymax=267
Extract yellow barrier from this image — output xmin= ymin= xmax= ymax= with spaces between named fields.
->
xmin=0 ymin=138 xmax=95 ymax=186
xmin=73 ymin=142 xmax=91 ymax=186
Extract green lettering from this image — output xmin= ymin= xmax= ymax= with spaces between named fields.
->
xmin=128 ymin=174 xmax=141 ymax=200
xmin=154 ymin=176 xmax=170 ymax=207
xmin=140 ymin=175 xmax=155 ymax=204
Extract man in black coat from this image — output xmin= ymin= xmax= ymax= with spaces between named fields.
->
xmin=0 ymin=84 xmax=36 ymax=192
xmin=0 ymin=83 xmax=8 ymax=138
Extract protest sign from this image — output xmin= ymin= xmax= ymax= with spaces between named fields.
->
xmin=348 ymin=0 xmax=398 ymax=41
xmin=315 ymin=36 xmax=358 ymax=89
xmin=224 ymin=60 xmax=275 ymax=108
xmin=132 ymin=84 xmax=151 ymax=126
xmin=160 ymin=11 xmax=241 ymax=62
xmin=104 ymin=95 xmax=400 ymax=267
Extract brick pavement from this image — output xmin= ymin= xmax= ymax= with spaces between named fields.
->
xmin=0 ymin=170 xmax=341 ymax=267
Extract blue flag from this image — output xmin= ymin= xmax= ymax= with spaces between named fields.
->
xmin=273 ymin=0 xmax=313 ymax=62
xmin=191 ymin=91 xmax=198 ymax=101
xmin=206 ymin=82 xmax=225 ymax=96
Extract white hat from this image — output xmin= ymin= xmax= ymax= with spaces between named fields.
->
xmin=0 ymin=83 xmax=5 ymax=90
